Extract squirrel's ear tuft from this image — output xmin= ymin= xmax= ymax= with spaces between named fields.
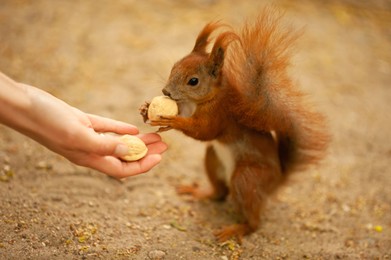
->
xmin=192 ymin=22 xmax=221 ymax=54
xmin=208 ymin=32 xmax=238 ymax=77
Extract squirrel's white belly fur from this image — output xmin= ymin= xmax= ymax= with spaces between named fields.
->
xmin=211 ymin=140 xmax=235 ymax=185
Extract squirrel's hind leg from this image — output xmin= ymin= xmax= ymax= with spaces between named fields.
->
xmin=214 ymin=162 xmax=282 ymax=242
xmin=176 ymin=144 xmax=229 ymax=201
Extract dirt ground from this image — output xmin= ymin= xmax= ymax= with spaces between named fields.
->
xmin=1 ymin=0 xmax=390 ymax=259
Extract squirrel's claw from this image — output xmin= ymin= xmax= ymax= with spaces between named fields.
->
xmin=157 ymin=115 xmax=176 ymax=120
xmin=213 ymin=224 xmax=251 ymax=244
xmin=139 ymin=101 xmax=150 ymax=123
xmin=157 ymin=126 xmax=173 ymax=132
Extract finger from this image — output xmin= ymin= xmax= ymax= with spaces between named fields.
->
xmin=82 ymin=131 xmax=123 ymax=156
xmin=81 ymin=128 xmax=166 ymax=160
xmin=146 ymin=141 xmax=168 ymax=155
xmin=120 ymin=154 xmax=162 ymax=178
xmin=137 ymin=133 xmax=163 ymax=144
xmin=84 ymin=131 xmax=166 ymax=158
xmin=87 ymin=114 xmax=139 ymax=135
xmin=85 ymin=154 xmax=162 ymax=178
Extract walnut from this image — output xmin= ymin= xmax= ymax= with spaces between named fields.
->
xmin=147 ymin=96 xmax=178 ymax=120
xmin=119 ymin=135 xmax=148 ymax=161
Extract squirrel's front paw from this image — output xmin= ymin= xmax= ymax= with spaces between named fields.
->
xmin=150 ymin=115 xmax=177 ymax=132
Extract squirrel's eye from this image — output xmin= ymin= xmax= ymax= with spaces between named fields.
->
xmin=187 ymin=77 xmax=199 ymax=86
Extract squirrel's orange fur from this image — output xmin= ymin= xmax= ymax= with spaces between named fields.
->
xmin=148 ymin=8 xmax=330 ymax=242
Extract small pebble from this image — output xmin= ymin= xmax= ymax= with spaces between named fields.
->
xmin=148 ymin=249 xmax=166 ymax=260
xmin=35 ymin=161 xmax=52 ymax=170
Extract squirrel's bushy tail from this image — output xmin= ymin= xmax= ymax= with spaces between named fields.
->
xmin=276 ymin=102 xmax=330 ymax=173
xmin=226 ymin=8 xmax=330 ymax=174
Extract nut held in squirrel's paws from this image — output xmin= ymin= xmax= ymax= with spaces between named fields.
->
xmin=147 ymin=96 xmax=178 ymax=120
xmin=118 ymin=135 xmax=148 ymax=161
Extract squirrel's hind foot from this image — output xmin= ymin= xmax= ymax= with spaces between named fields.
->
xmin=213 ymin=223 xmax=253 ymax=244
xmin=176 ymin=183 xmax=219 ymax=201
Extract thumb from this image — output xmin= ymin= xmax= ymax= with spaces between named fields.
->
xmin=88 ymin=133 xmax=129 ymax=158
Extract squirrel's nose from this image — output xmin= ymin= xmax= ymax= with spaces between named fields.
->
xmin=162 ymin=89 xmax=171 ymax=97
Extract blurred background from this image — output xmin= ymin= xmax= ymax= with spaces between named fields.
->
xmin=0 ymin=0 xmax=390 ymax=259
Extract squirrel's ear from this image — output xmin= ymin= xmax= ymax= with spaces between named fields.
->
xmin=208 ymin=32 xmax=238 ymax=78
xmin=192 ymin=22 xmax=221 ymax=54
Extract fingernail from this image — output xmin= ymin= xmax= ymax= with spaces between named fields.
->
xmin=115 ymin=144 xmax=129 ymax=156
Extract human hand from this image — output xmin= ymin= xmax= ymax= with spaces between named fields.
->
xmin=64 ymin=115 xmax=168 ymax=178
xmin=22 ymin=85 xmax=167 ymax=178
xmin=0 ymin=73 xmax=167 ymax=178
xmin=54 ymin=113 xmax=168 ymax=178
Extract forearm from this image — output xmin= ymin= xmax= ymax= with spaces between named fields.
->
xmin=181 ymin=117 xmax=223 ymax=141
xmin=0 ymin=73 xmax=74 ymax=146
xmin=0 ymin=72 xmax=33 ymax=133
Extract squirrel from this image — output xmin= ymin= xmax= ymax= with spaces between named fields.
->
xmin=140 ymin=8 xmax=330 ymax=243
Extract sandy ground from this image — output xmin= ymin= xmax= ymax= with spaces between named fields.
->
xmin=1 ymin=0 xmax=390 ymax=259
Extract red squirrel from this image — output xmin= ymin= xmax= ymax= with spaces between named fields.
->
xmin=140 ymin=9 xmax=330 ymax=242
